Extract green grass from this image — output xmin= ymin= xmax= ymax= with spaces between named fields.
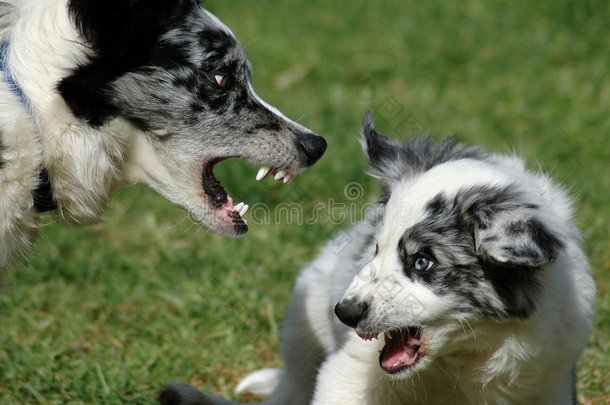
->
xmin=1 ymin=0 xmax=609 ymax=403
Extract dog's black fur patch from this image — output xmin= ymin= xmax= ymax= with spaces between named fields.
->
xmin=59 ymin=0 xmax=199 ymax=126
xmin=33 ymin=169 xmax=57 ymax=213
xmin=397 ymin=185 xmax=563 ymax=319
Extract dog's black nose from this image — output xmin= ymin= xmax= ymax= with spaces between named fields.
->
xmin=335 ymin=299 xmax=368 ymax=328
xmin=298 ymin=133 xmax=327 ymax=166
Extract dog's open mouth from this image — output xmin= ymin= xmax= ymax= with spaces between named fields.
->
xmin=379 ymin=327 xmax=423 ymax=374
xmin=358 ymin=327 xmax=423 ymax=374
xmin=202 ymin=159 xmax=293 ymax=234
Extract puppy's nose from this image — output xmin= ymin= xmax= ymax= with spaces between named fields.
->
xmin=297 ymin=132 xmax=327 ymax=166
xmin=334 ymin=299 xmax=369 ymax=328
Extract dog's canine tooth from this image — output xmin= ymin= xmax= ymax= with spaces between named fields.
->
xmin=283 ymin=174 xmax=292 ymax=184
xmin=239 ymin=204 xmax=249 ymax=217
xmin=274 ymin=170 xmax=286 ymax=181
xmin=256 ymin=166 xmax=271 ymax=181
xmin=235 ymin=202 xmax=244 ymax=212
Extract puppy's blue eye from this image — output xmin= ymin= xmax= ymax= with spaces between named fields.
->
xmin=414 ymin=255 xmax=434 ymax=272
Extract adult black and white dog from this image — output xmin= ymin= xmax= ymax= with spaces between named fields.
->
xmin=0 ymin=0 xmax=326 ymax=270
xmin=160 ymin=113 xmax=595 ymax=405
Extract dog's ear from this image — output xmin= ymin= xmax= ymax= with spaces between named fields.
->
xmin=475 ymin=211 xmax=563 ymax=268
xmin=462 ymin=186 xmax=564 ymax=268
xmin=361 ymin=111 xmax=411 ymax=184
xmin=361 ymin=112 xmax=485 ymax=186
xmin=461 ymin=186 xmax=565 ymax=317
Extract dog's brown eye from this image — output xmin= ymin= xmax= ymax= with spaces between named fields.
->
xmin=204 ymin=72 xmax=231 ymax=88
xmin=414 ymin=255 xmax=434 ymax=272
xmin=214 ymin=74 xmax=229 ymax=88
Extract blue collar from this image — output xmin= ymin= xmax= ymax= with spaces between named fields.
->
xmin=0 ymin=42 xmax=29 ymax=107
xmin=1 ymin=42 xmax=56 ymax=212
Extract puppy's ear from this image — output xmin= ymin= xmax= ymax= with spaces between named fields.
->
xmin=475 ymin=212 xmax=563 ymax=268
xmin=463 ymin=186 xmax=565 ymax=318
xmin=463 ymin=187 xmax=564 ymax=268
xmin=360 ymin=112 xmax=410 ymax=184
xmin=361 ymin=112 xmax=485 ymax=186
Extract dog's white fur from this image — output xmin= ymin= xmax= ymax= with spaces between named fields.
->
xmin=169 ymin=114 xmax=595 ymax=405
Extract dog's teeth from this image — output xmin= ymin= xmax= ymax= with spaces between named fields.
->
xmin=256 ymin=166 xmax=291 ymax=183
xmin=385 ymin=331 xmax=392 ymax=340
xmin=234 ymin=202 xmax=249 ymax=217
xmin=274 ymin=170 xmax=286 ymax=181
xmin=256 ymin=166 xmax=271 ymax=181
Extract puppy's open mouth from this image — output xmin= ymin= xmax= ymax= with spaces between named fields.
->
xmin=380 ymin=327 xmax=423 ymax=374
xmin=358 ymin=327 xmax=424 ymax=374
xmin=202 ymin=158 xmax=294 ymax=235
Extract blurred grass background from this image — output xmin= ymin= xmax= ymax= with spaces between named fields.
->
xmin=1 ymin=0 xmax=609 ymax=403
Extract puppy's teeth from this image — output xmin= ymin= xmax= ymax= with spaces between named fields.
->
xmin=234 ymin=202 xmax=244 ymax=212
xmin=256 ymin=166 xmax=271 ymax=181
xmin=283 ymin=174 xmax=292 ymax=184
xmin=239 ymin=204 xmax=249 ymax=217
xmin=385 ymin=331 xmax=392 ymax=339
xmin=274 ymin=170 xmax=286 ymax=181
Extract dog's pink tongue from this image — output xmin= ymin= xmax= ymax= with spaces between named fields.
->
xmin=381 ymin=333 xmax=419 ymax=372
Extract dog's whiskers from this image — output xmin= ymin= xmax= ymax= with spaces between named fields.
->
xmin=457 ymin=319 xmax=477 ymax=340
